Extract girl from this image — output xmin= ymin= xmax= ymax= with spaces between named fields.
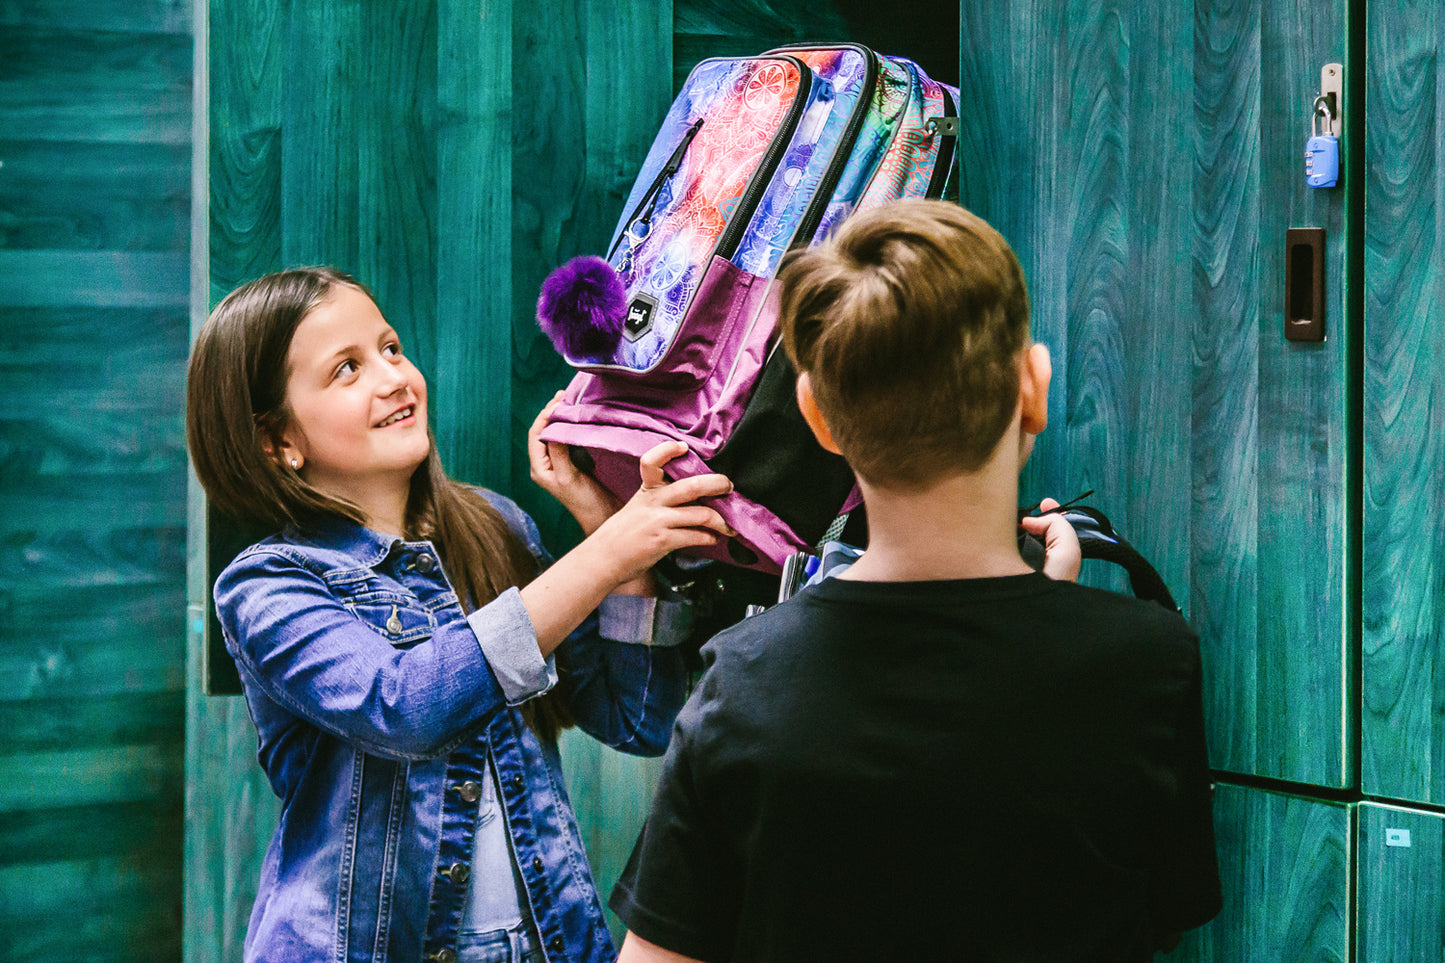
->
xmin=186 ymin=267 xmax=734 ymax=963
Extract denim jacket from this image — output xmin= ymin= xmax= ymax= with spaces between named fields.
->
xmin=214 ymin=491 xmax=690 ymax=963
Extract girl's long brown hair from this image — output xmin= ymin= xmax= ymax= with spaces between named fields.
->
xmin=187 ymin=267 xmax=573 ymax=740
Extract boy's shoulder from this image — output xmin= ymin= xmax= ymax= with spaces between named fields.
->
xmin=698 ymin=573 xmax=1197 ymax=680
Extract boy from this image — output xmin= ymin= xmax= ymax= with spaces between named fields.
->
xmin=609 ymin=200 xmax=1221 ymax=961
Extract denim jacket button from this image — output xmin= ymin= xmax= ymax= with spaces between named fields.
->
xmin=433 ymin=949 xmax=458 ymax=963
xmin=508 ymin=773 xmax=523 ymax=791
xmin=415 ymin=552 xmax=437 ymax=572
xmin=547 ymin=935 xmax=564 ymax=954
xmin=531 ymin=855 xmax=544 ymax=874
xmin=457 ymin=780 xmax=482 ymax=803
xmin=444 ymin=862 xmax=469 ymax=885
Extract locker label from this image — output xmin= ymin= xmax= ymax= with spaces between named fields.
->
xmin=1385 ymin=828 xmax=1411 ymax=848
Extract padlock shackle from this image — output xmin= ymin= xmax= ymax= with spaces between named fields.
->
xmin=1312 ymin=94 xmax=1336 ymax=137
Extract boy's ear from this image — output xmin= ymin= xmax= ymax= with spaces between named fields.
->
xmin=795 ymin=372 xmax=842 ymax=455
xmin=1019 ymin=343 xmax=1051 ymax=435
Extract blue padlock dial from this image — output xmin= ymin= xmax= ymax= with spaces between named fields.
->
xmin=1306 ymin=134 xmax=1339 ymax=189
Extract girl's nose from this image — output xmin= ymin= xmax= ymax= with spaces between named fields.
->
xmin=375 ymin=365 xmax=409 ymax=397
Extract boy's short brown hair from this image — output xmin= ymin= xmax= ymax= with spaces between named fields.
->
xmin=778 ymin=199 xmax=1031 ymax=488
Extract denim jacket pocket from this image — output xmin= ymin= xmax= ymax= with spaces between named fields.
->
xmin=335 ymin=585 xmax=437 ymax=647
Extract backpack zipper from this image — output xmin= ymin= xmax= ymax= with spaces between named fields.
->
xmin=711 ymin=55 xmax=813 ymax=260
xmin=775 ymin=43 xmax=879 ymax=250
xmin=608 ymin=118 xmax=705 ymax=262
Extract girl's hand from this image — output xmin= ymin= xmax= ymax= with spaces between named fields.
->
xmin=518 ymin=439 xmax=735 ymax=655
xmin=529 ymin=391 xmax=619 ymax=535
xmin=586 ymin=440 xmax=736 ymax=587
xmin=1019 ymin=497 xmax=1082 ymax=582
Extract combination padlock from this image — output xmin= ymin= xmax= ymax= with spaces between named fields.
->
xmin=1306 ymin=95 xmax=1339 ymax=189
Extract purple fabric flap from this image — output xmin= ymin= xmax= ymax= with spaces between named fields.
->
xmin=536 ymin=419 xmax=806 ymax=573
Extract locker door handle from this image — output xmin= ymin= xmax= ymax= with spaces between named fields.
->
xmin=1285 ymin=227 xmax=1325 ymax=342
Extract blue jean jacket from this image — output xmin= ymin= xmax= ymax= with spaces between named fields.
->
xmin=214 ymin=491 xmax=690 ymax=963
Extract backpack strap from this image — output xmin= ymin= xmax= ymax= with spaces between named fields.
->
xmin=1056 ymin=505 xmax=1181 ymax=613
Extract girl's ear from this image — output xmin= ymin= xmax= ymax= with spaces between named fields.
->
xmin=1019 ymin=343 xmax=1051 ymax=436
xmin=257 ymin=417 xmax=303 ymax=471
xmin=795 ymin=372 xmax=842 ymax=455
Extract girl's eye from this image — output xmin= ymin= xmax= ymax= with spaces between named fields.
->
xmin=335 ymin=359 xmax=359 ymax=379
xmin=383 ymin=341 xmax=402 ymax=358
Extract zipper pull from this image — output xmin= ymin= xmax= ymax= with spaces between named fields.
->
xmin=385 ymin=605 xmax=402 ymax=634
xmin=662 ymin=118 xmax=704 ymax=178
xmin=610 ymin=119 xmax=705 ymax=265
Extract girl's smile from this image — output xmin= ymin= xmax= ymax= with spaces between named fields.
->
xmin=275 ymin=284 xmax=430 ymax=527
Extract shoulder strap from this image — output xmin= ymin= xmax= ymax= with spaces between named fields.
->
xmin=1058 ymin=506 xmax=1180 ymax=613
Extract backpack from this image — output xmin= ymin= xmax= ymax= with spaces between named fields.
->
xmin=535 ymin=44 xmax=960 ymax=575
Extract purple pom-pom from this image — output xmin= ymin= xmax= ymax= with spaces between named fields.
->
xmin=536 ymin=255 xmax=626 ymax=360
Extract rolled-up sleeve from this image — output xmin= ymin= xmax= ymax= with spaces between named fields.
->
xmin=467 ymin=586 xmax=558 ymax=705
xmin=598 ymin=593 xmax=695 ymax=646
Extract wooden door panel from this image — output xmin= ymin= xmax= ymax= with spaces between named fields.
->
xmin=1362 ymin=0 xmax=1445 ymax=805
xmin=1174 ymin=783 xmax=1351 ymax=962
xmin=1357 ymin=802 xmax=1445 ymax=959
xmin=1194 ymin=0 xmax=1354 ymax=789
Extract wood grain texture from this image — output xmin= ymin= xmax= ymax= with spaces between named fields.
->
xmin=672 ymin=0 xmax=850 ymax=88
xmin=959 ymin=5 xmax=1192 ymax=593
xmin=0 ymin=252 xmax=189 ymax=308
xmin=278 ymin=1 xmax=361 ymax=271
xmin=0 ymin=855 xmax=182 ymax=962
xmin=1173 ymin=783 xmax=1350 ymax=962
xmin=1357 ymin=802 xmax=1445 ymax=959
xmin=0 ymin=26 xmax=191 ymax=146
xmin=1192 ymin=0 xmax=1264 ymax=783
xmin=0 ymin=7 xmax=191 ymax=961
xmin=538 ymin=0 xmax=674 ymax=939
xmin=196 ymin=0 xmax=679 ymax=954
xmin=1191 ymin=0 xmax=1353 ymax=788
xmin=1254 ymin=0 xmax=1352 ymax=789
xmin=183 ymin=607 xmax=279 ymax=963
xmin=431 ymin=0 xmax=513 ymax=490
xmin=0 ymin=0 xmax=192 ymax=34
xmin=205 ymin=0 xmax=283 ymax=297
xmin=960 ymin=0 xmax=1352 ymax=790
xmin=0 ymin=140 xmax=190 ymax=251
xmin=1362 ymin=0 xmax=1445 ymax=805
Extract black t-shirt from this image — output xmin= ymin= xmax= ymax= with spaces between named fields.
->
xmin=611 ymin=572 xmax=1221 ymax=962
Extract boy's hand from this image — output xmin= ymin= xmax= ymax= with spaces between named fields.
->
xmin=1019 ymin=497 xmax=1082 ymax=582
xmin=529 ymin=391 xmax=620 ymax=535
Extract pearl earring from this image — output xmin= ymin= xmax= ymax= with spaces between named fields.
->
xmin=290 ymin=458 xmax=299 ymax=470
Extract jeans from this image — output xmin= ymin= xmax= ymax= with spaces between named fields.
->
xmin=457 ymin=919 xmax=545 ymax=963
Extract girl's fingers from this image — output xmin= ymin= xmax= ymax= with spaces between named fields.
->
xmin=650 ymin=472 xmax=732 ymax=504
xmin=529 ymin=390 xmax=567 ymax=442
xmin=545 ymin=441 xmax=576 ymax=480
xmin=637 ymin=440 xmax=689 ymax=489
xmin=667 ymin=506 xmax=737 ymax=537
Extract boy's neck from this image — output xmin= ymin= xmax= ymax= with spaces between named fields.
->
xmin=839 ymin=452 xmax=1033 ymax=583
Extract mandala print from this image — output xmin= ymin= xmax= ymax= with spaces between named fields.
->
xmin=599 ymin=58 xmax=803 ymax=372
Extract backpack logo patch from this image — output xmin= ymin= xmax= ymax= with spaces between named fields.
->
xmin=624 ymin=294 xmax=656 ymax=341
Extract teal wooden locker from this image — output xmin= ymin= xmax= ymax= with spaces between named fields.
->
xmin=1360 ymin=0 xmax=1445 ymax=807
xmin=1357 ymin=802 xmax=1445 ymax=960
xmin=957 ymin=0 xmax=1194 ymax=608
xmin=1191 ymin=0 xmax=1356 ymax=790
xmin=1174 ymin=783 xmax=1352 ymax=962
xmin=960 ymin=0 xmax=1355 ymax=789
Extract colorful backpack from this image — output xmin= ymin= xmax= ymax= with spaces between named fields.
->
xmin=535 ymin=44 xmax=959 ymax=574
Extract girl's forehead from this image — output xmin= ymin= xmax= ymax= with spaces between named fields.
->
xmin=291 ymin=287 xmax=392 ymax=352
